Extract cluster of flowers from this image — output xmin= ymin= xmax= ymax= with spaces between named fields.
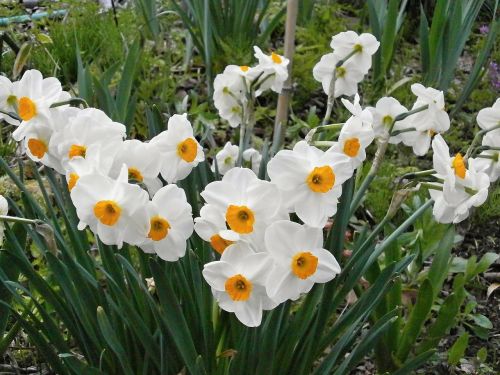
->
xmin=213 ymin=47 xmax=289 ymax=128
xmin=1 ymin=30 xmax=498 ymax=327
xmin=0 ymin=70 xmax=204 ymax=260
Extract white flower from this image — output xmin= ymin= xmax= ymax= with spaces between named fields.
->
xmin=110 ymin=139 xmax=162 ymax=195
xmin=313 ymin=54 xmax=364 ymax=98
xmin=200 ymin=167 xmax=281 ymax=243
xmin=470 ymin=154 xmax=500 ymax=183
xmin=70 ymin=165 xmax=149 ymax=248
xmin=341 ymin=94 xmax=373 ymax=126
xmin=138 ymin=185 xmax=193 ymax=261
xmin=267 ymin=141 xmax=352 ymax=228
xmin=330 ymin=116 xmax=375 ymax=169
xmin=0 ymin=76 xmax=19 ymax=125
xmin=213 ymin=67 xmax=247 ymax=128
xmin=202 ymin=242 xmax=276 ymax=327
xmin=0 ymin=195 xmax=8 ymax=246
xmin=368 ymin=97 xmax=411 ymax=143
xmin=22 ymin=122 xmax=64 ymax=173
xmin=408 ymin=83 xmax=450 ymax=134
xmin=253 ymin=46 xmax=289 ymax=94
xmin=477 ymin=98 xmax=500 ymax=132
xmin=150 ymin=114 xmax=204 ymax=183
xmin=430 ymin=135 xmax=490 ymax=223
xmin=11 ymin=70 xmax=70 ymax=141
xmin=264 ymin=220 xmax=340 ymax=303
xmin=65 ymin=149 xmax=114 ymax=193
xmin=50 ymin=108 xmax=125 ymax=169
xmin=481 ymin=125 xmax=500 ymax=148
xmin=242 ymin=148 xmax=262 ymax=175
xmin=194 ymin=204 xmax=240 ymax=254
xmin=330 ymin=31 xmax=380 ymax=73
xmin=211 ymin=142 xmax=239 ymax=175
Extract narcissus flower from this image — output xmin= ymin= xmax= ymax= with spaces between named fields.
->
xmin=70 ymin=166 xmax=149 ymax=248
xmin=368 ymin=96 xmax=411 ymax=143
xmin=50 ymin=108 xmax=125 ymax=168
xmin=341 ymin=94 xmax=373 ymax=126
xmin=477 ymin=98 xmax=500 ymax=132
xmin=0 ymin=76 xmax=19 ymax=125
xmin=267 ymin=141 xmax=352 ymax=228
xmin=150 ymin=114 xmax=204 ymax=183
xmin=213 ymin=67 xmax=247 ymax=128
xmin=111 ymin=139 xmax=162 ymax=195
xmin=402 ymin=84 xmax=450 ymax=156
xmin=242 ymin=148 xmax=262 ymax=175
xmin=139 ymin=185 xmax=193 ymax=261
xmin=194 ymin=204 xmax=240 ymax=254
xmin=253 ymin=46 xmax=289 ymax=94
xmin=22 ymin=123 xmax=64 ymax=173
xmin=430 ymin=135 xmax=490 ymax=223
xmin=211 ymin=142 xmax=239 ymax=175
xmin=11 ymin=70 xmax=70 ymax=141
xmin=64 ymin=149 xmax=113 ymax=192
xmin=200 ymin=167 xmax=280 ymax=240
xmin=264 ymin=221 xmax=341 ymax=303
xmin=313 ymin=54 xmax=364 ymax=98
xmin=330 ymin=115 xmax=374 ymax=169
xmin=330 ymin=31 xmax=380 ymax=73
xmin=202 ymin=242 xmax=276 ymax=327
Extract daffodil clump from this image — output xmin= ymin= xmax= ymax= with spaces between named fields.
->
xmin=1 ymin=31 xmax=498 ymax=328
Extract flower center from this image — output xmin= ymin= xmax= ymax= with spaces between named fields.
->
xmin=68 ymin=173 xmax=79 ymax=191
xmin=210 ymin=234 xmax=234 ymax=254
xmin=18 ymin=97 xmax=37 ymax=121
xmin=240 ymin=65 xmax=249 ymax=72
xmin=225 ymin=205 xmax=255 ymax=234
xmin=93 ymin=200 xmax=121 ymax=226
xmin=336 ymin=66 xmax=346 ymax=78
xmin=231 ymin=106 xmax=241 ymax=114
xmin=128 ymin=167 xmax=144 ymax=182
xmin=452 ymin=153 xmax=466 ymax=179
xmin=177 ymin=138 xmax=197 ymax=162
xmin=343 ymin=137 xmax=361 ymax=157
xmin=148 ymin=215 xmax=171 ymax=241
xmin=382 ymin=115 xmax=393 ymax=126
xmin=225 ymin=274 xmax=252 ymax=301
xmin=68 ymin=144 xmax=87 ymax=159
xmin=291 ymin=251 xmax=318 ymax=279
xmin=353 ymin=43 xmax=363 ymax=53
xmin=306 ymin=166 xmax=335 ymax=193
xmin=27 ymin=138 xmax=47 ymax=159
xmin=271 ymin=52 xmax=282 ymax=64
xmin=224 ymin=156 xmax=233 ymax=165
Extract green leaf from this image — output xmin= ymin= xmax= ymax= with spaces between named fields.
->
xmin=13 ymin=42 xmax=32 ymax=78
xmin=448 ymin=332 xmax=469 ymax=365
xmin=471 ymin=314 xmax=493 ymax=329
xmin=116 ymin=39 xmax=141 ymax=123
xmin=477 ymin=347 xmax=488 ymax=362
xmin=417 ymin=292 xmax=462 ymax=354
xmin=427 ymin=226 xmax=454 ymax=299
xmin=392 ymin=349 xmax=436 ymax=375
xmin=474 ymin=252 xmax=499 ymax=276
xmin=396 ymin=279 xmax=434 ymax=362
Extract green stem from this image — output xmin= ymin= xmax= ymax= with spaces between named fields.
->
xmin=312 ymin=141 xmax=335 ymax=148
xmin=420 ymin=182 xmax=443 ymax=191
xmin=0 ymin=109 xmax=20 ymax=122
xmin=0 ymin=215 xmax=42 ymax=225
xmin=390 ymin=127 xmax=416 ymax=136
xmin=465 ymin=124 xmax=500 ymax=160
xmin=50 ymin=97 xmax=89 ymax=109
